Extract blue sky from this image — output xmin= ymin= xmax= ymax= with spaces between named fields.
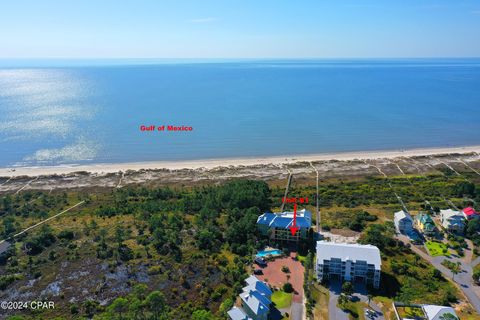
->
xmin=1 ymin=0 xmax=480 ymax=58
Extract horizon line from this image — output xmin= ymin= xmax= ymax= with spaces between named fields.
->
xmin=1 ymin=56 xmax=480 ymax=60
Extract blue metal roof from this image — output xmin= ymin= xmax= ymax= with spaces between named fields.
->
xmin=257 ymin=209 xmax=312 ymax=229
xmin=240 ymin=290 xmax=270 ymax=316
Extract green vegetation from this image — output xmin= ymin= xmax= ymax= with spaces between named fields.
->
xmin=1 ymin=167 xmax=479 ymax=319
xmin=0 ymin=180 xmax=274 ymax=319
xmin=302 ymin=252 xmax=316 ymax=318
xmin=341 ymin=281 xmax=353 ymax=296
xmin=281 ymin=173 xmax=479 ymax=213
xmin=281 ymin=265 xmax=290 ymax=273
xmin=359 ymin=224 xmax=460 ymax=306
xmin=426 ymin=241 xmax=449 ymax=257
xmin=397 ymin=306 xmax=425 ymax=318
xmin=310 ymin=282 xmax=329 ymax=320
xmin=337 ymin=295 xmax=362 ymax=319
xmin=466 ymin=218 xmax=480 ymax=252
xmin=442 ymin=260 xmax=462 ymax=280
xmin=282 ymin=282 xmax=294 ymax=293
xmin=271 ymin=290 xmax=293 ymax=308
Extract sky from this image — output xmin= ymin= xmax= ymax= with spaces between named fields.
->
xmin=1 ymin=0 xmax=480 ymax=59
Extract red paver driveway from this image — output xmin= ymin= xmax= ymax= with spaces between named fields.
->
xmin=256 ymin=253 xmax=305 ymax=303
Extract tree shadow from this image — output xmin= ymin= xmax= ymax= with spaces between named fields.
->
xmin=374 ymin=272 xmax=401 ymax=298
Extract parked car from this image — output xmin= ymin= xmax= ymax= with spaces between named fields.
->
xmin=254 ymin=256 xmax=267 ymax=266
xmin=365 ymin=309 xmax=376 ymax=319
xmin=253 ymin=269 xmax=263 ymax=275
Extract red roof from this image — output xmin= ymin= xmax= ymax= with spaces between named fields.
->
xmin=463 ymin=207 xmax=478 ymax=216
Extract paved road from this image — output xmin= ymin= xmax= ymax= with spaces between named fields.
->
xmin=397 ymin=235 xmax=480 ymax=313
xmin=290 ymin=302 xmax=304 ymax=320
xmin=472 ymin=256 xmax=480 ymax=268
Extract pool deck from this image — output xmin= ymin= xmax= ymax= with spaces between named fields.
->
xmin=256 ymin=249 xmax=282 ymax=257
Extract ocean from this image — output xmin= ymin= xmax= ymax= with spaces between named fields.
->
xmin=0 ymin=59 xmax=479 ymax=168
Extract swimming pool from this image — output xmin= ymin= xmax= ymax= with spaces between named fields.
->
xmin=256 ymin=249 xmax=282 ymax=257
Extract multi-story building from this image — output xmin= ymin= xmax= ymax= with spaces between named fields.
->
xmin=394 ymin=210 xmax=413 ymax=234
xmin=256 ymin=209 xmax=312 ymax=242
xmin=315 ymin=241 xmax=381 ymax=289
xmin=440 ymin=209 xmax=465 ymax=234
xmin=414 ymin=212 xmax=436 ymax=236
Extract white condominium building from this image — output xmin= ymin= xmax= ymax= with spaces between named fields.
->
xmin=316 ymin=241 xmax=381 ymax=288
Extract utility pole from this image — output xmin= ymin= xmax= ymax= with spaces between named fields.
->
xmin=280 ymin=167 xmax=292 ymax=212
xmin=310 ymin=162 xmax=320 ymax=233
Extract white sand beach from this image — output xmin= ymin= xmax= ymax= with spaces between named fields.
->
xmin=0 ymin=145 xmax=479 ymax=177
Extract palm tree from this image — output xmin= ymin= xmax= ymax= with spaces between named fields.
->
xmin=451 ymin=263 xmax=461 ymax=281
xmin=439 ymin=312 xmax=459 ymax=320
xmin=367 ymin=294 xmax=373 ymax=307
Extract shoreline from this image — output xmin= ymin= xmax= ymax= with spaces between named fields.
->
xmin=1 ymin=145 xmax=480 ymax=177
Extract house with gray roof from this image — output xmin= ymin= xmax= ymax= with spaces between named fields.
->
xmin=257 ymin=209 xmax=312 ymax=242
xmin=422 ymin=305 xmax=458 ymax=320
xmin=440 ymin=209 xmax=465 ymax=234
xmin=227 ymin=307 xmax=252 ymax=320
xmin=394 ymin=210 xmax=413 ymax=234
xmin=243 ymin=275 xmax=272 ymax=299
xmin=316 ymin=241 xmax=381 ymax=288
xmin=240 ymin=289 xmax=270 ymax=320
xmin=227 ymin=275 xmax=271 ymax=320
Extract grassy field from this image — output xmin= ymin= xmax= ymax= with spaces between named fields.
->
xmin=426 ymin=240 xmax=450 ymax=257
xmin=272 ymin=290 xmax=293 ymax=309
xmin=311 ymin=283 xmax=329 ymax=320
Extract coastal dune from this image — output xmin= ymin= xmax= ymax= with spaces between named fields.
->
xmin=0 ymin=145 xmax=479 ymax=177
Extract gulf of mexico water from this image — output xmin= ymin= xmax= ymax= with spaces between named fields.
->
xmin=0 ymin=59 xmax=479 ymax=168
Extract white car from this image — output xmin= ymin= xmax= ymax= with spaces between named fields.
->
xmin=365 ymin=309 xmax=376 ymax=318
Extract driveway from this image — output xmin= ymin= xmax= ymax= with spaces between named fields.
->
xmin=290 ymin=302 xmax=303 ymax=320
xmin=327 ymin=281 xmax=385 ymax=320
xmin=397 ymin=235 xmax=480 ymax=313
xmin=328 ymin=281 xmax=349 ymax=320
xmin=472 ymin=256 xmax=480 ymax=268
xmin=352 ymin=283 xmax=385 ymax=320
xmin=257 ymin=253 xmax=304 ymax=320
xmin=257 ymin=253 xmax=304 ymax=302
